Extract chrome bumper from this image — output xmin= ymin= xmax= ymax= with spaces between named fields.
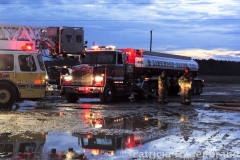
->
xmin=63 ymin=86 xmax=104 ymax=94
xmin=45 ymin=84 xmax=61 ymax=98
xmin=45 ymin=90 xmax=61 ymax=98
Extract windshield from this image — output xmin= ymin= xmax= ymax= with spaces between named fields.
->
xmin=18 ymin=55 xmax=37 ymax=72
xmin=37 ymin=54 xmax=46 ymax=71
xmin=81 ymin=51 xmax=116 ymax=64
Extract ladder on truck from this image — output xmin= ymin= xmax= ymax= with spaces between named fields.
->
xmin=0 ymin=24 xmax=86 ymax=56
xmin=0 ymin=24 xmax=46 ymax=50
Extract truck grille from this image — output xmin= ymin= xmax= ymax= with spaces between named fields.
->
xmin=72 ymin=65 xmax=93 ymax=85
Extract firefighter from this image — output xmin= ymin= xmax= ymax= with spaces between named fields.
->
xmin=0 ymin=57 xmax=5 ymax=69
xmin=178 ymin=66 xmax=193 ymax=105
xmin=19 ymin=56 xmax=31 ymax=71
xmin=158 ymin=70 xmax=169 ymax=104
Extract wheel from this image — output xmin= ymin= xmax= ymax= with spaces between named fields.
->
xmin=191 ymin=82 xmax=197 ymax=95
xmin=99 ymin=84 xmax=114 ymax=103
xmin=0 ymin=82 xmax=17 ymax=108
xmin=104 ymin=117 xmax=114 ymax=125
xmin=149 ymin=83 xmax=158 ymax=98
xmin=199 ymin=82 xmax=203 ymax=94
xmin=168 ymin=85 xmax=179 ymax=96
xmin=196 ymin=82 xmax=202 ymax=95
xmin=140 ymin=82 xmax=149 ymax=100
xmin=65 ymin=92 xmax=78 ymax=103
xmin=61 ymin=87 xmax=66 ymax=95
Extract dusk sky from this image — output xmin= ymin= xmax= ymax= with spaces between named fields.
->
xmin=0 ymin=0 xmax=240 ymax=61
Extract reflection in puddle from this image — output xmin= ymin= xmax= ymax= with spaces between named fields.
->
xmin=0 ymin=132 xmax=87 ymax=159
xmin=73 ymin=110 xmax=193 ymax=158
xmin=0 ymin=132 xmax=46 ymax=159
xmin=0 ymin=110 xmax=194 ymax=159
xmin=72 ymin=132 xmax=143 ymax=156
xmin=82 ymin=111 xmax=168 ymax=130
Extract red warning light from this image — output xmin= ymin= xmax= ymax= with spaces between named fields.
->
xmin=84 ymin=87 xmax=90 ymax=93
xmin=26 ymin=45 xmax=32 ymax=51
xmin=87 ymin=133 xmax=92 ymax=139
xmin=22 ymin=43 xmax=33 ymax=51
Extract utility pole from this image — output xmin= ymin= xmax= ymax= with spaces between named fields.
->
xmin=150 ymin=30 xmax=152 ymax=51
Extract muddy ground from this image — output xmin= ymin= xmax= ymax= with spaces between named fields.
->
xmin=1 ymin=81 xmax=240 ymax=160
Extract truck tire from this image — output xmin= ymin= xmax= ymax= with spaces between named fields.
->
xmin=191 ymin=82 xmax=197 ymax=95
xmin=65 ymin=92 xmax=78 ymax=103
xmin=168 ymin=86 xmax=179 ymax=96
xmin=196 ymin=82 xmax=202 ymax=95
xmin=140 ymin=82 xmax=149 ymax=100
xmin=104 ymin=117 xmax=114 ymax=125
xmin=149 ymin=83 xmax=158 ymax=97
xmin=199 ymin=82 xmax=203 ymax=94
xmin=0 ymin=82 xmax=17 ymax=108
xmin=99 ymin=84 xmax=114 ymax=103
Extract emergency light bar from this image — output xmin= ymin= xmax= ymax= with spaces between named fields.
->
xmin=105 ymin=46 xmax=116 ymax=50
xmin=91 ymin=45 xmax=116 ymax=51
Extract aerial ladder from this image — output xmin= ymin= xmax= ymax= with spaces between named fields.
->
xmin=0 ymin=24 xmax=86 ymax=57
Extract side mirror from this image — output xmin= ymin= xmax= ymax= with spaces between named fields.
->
xmin=81 ymin=53 xmax=86 ymax=58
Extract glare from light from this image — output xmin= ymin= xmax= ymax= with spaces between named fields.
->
xmin=95 ymin=76 xmax=103 ymax=82
xmin=64 ymin=75 xmax=73 ymax=81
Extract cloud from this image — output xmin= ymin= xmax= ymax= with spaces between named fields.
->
xmin=167 ymin=48 xmax=240 ymax=61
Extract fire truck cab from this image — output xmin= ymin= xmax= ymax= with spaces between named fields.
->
xmin=0 ymin=24 xmax=85 ymax=107
xmin=0 ymin=47 xmax=59 ymax=108
xmin=63 ymin=46 xmax=134 ymax=103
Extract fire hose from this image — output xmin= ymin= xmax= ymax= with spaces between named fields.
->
xmin=132 ymin=82 xmax=159 ymax=99
xmin=209 ymin=103 xmax=240 ymax=111
xmin=132 ymin=82 xmax=240 ymax=111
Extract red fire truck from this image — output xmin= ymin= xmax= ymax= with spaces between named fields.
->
xmin=0 ymin=24 xmax=85 ymax=107
xmin=63 ymin=46 xmax=203 ymax=103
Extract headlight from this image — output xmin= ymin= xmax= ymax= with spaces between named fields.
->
xmin=63 ymin=75 xmax=72 ymax=81
xmin=95 ymin=76 xmax=103 ymax=82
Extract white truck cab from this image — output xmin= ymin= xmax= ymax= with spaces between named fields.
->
xmin=0 ymin=49 xmax=60 ymax=108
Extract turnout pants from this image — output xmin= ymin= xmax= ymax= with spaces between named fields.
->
xmin=179 ymin=82 xmax=192 ymax=104
xmin=158 ymin=88 xmax=167 ymax=103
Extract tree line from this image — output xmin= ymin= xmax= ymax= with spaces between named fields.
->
xmin=195 ymin=59 xmax=240 ymax=76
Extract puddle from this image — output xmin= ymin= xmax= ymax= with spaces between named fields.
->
xmin=0 ymin=110 xmax=190 ymax=159
xmin=2 ymin=102 xmax=240 ymax=159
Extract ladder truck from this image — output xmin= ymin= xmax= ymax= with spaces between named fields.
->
xmin=0 ymin=24 xmax=85 ymax=107
xmin=62 ymin=46 xmax=203 ymax=103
